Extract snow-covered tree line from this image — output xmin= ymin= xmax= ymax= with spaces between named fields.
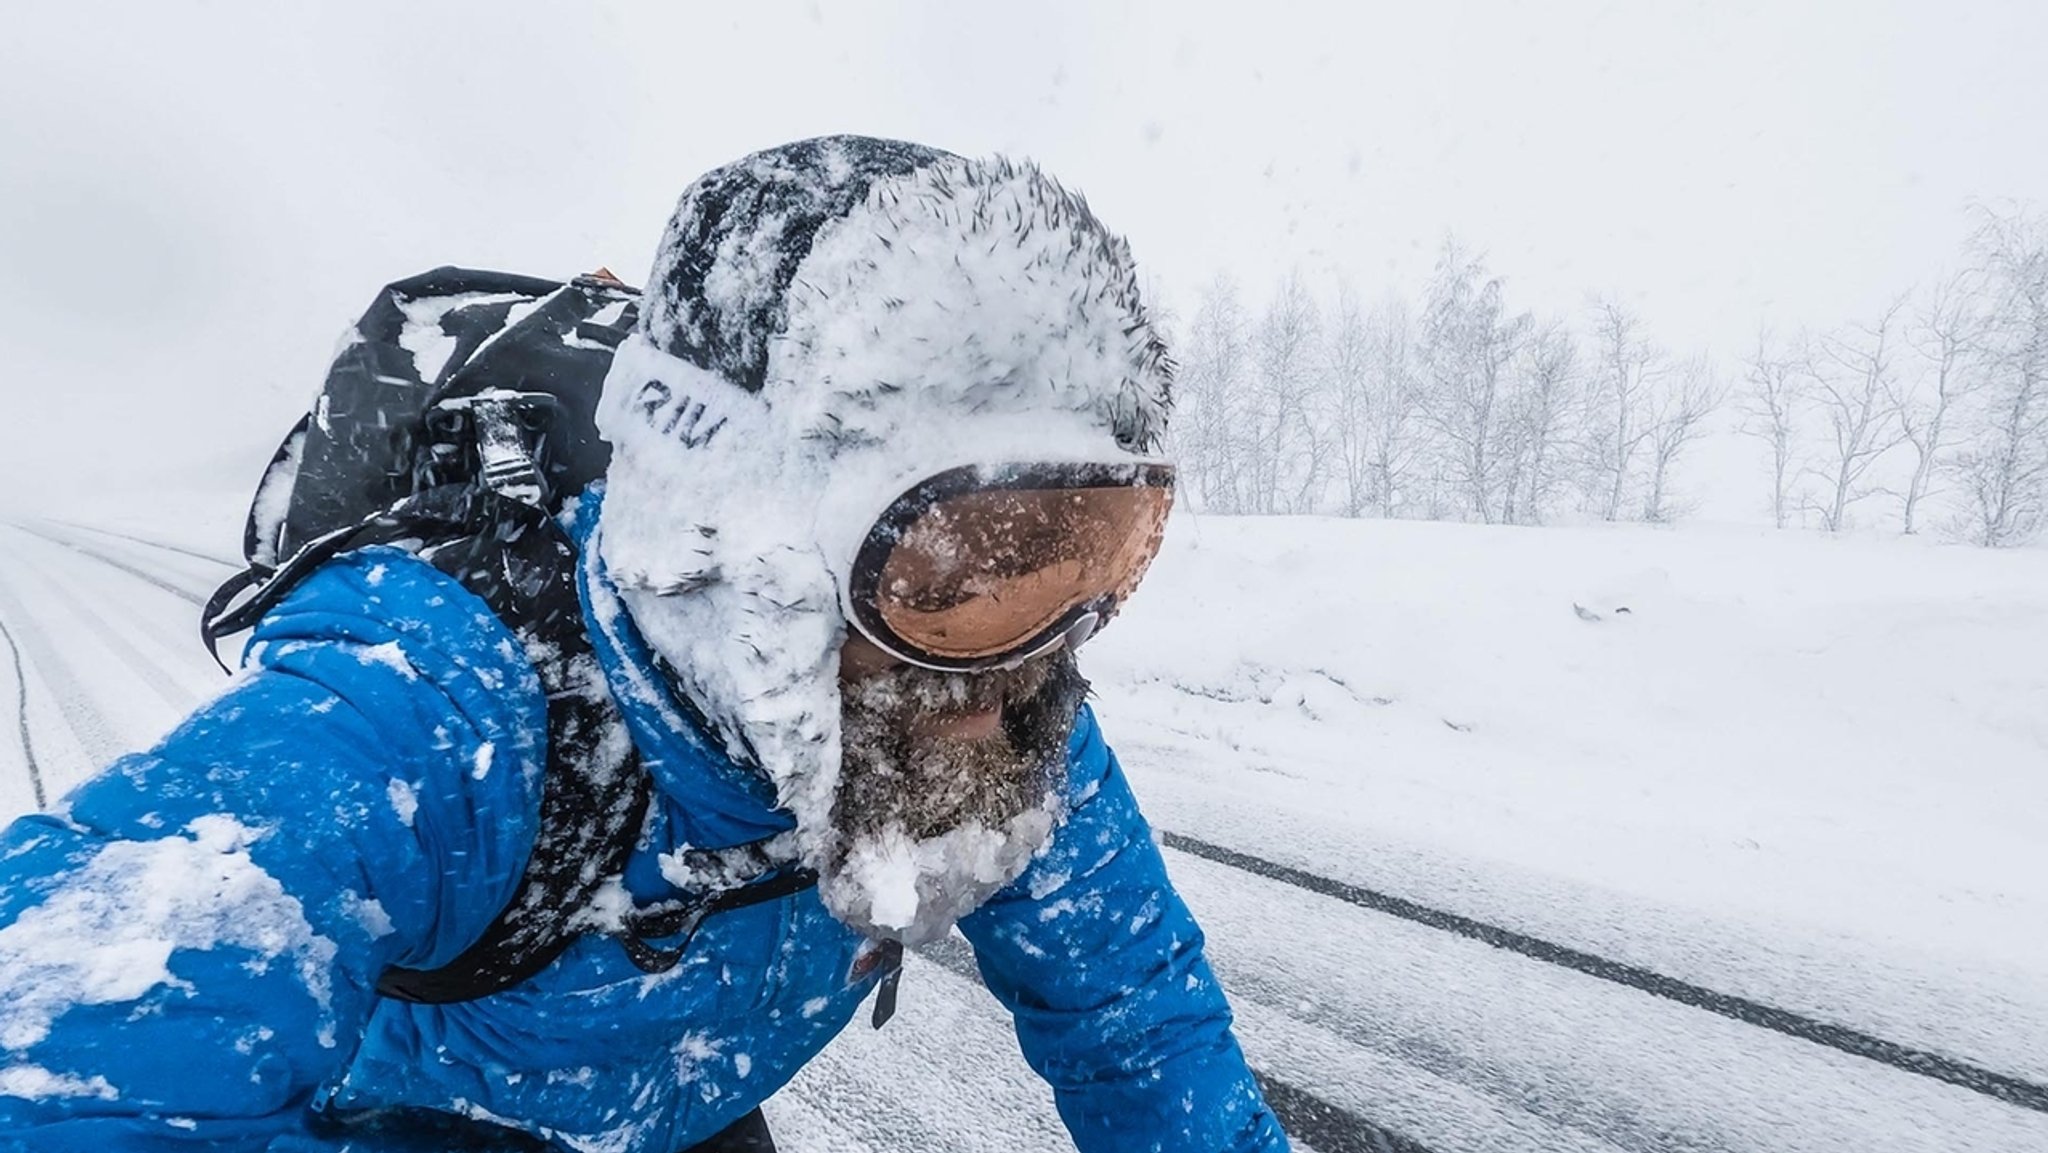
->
xmin=1738 ymin=206 xmax=2048 ymax=545
xmin=1167 ymin=239 xmax=1723 ymax=525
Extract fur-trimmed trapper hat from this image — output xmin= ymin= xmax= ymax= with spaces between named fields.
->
xmin=594 ymin=136 xmax=1174 ymax=921
xmin=638 ymin=135 xmax=1170 ymax=450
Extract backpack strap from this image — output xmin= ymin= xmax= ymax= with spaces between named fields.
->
xmin=209 ymin=485 xmax=832 ymax=1003
xmin=611 ymin=865 xmax=821 ymax=974
xmin=352 ymin=490 xmax=825 ymax=1002
xmin=365 ymin=487 xmax=653 ymax=1004
xmin=203 ymin=481 xmax=652 ymax=1003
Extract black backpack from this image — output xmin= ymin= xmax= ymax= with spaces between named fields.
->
xmin=202 ymin=268 xmax=831 ymax=1005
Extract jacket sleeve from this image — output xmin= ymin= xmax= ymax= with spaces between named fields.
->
xmin=957 ymin=707 xmax=1289 ymax=1153
xmin=0 ymin=551 xmax=546 ymax=1152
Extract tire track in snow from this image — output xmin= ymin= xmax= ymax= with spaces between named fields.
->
xmin=8 ymin=522 xmax=212 ymax=608
xmin=47 ymin=519 xmax=240 ymax=570
xmin=20 ymin=525 xmax=243 ymax=685
xmin=914 ymin=935 xmax=1434 ymax=1153
xmin=0 ymin=611 xmax=44 ymax=810
xmin=0 ymin=528 xmax=125 ymax=798
xmin=26 ymin=562 xmax=199 ymax=715
xmin=3 ymin=522 xmax=223 ymax=719
xmin=1162 ymin=831 xmax=2048 ymax=1117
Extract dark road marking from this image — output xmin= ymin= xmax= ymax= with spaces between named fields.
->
xmin=914 ymin=934 xmax=1439 ymax=1153
xmin=0 ymin=612 xmax=44 ymax=810
xmin=1255 ymin=1074 xmax=1433 ymax=1153
xmin=1162 ymin=831 xmax=2048 ymax=1115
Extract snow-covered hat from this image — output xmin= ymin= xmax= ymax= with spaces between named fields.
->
xmin=594 ymin=136 xmax=1172 ymax=912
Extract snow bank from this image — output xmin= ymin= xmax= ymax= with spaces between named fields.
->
xmin=1086 ymin=512 xmax=2048 ymax=1027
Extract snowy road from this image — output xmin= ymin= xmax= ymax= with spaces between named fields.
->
xmin=2 ymin=518 xmax=2045 ymax=1152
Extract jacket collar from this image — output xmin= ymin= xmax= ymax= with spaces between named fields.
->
xmin=565 ymin=483 xmax=794 ymax=851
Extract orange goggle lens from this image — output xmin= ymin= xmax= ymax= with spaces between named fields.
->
xmin=848 ymin=462 xmax=1174 ymax=671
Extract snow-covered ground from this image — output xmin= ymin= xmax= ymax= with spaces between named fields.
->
xmin=3 ymin=481 xmax=2045 ymax=1151
xmin=1103 ymin=513 xmax=2048 ymax=1037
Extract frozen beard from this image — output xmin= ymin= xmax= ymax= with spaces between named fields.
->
xmin=829 ymin=649 xmax=1088 ymax=944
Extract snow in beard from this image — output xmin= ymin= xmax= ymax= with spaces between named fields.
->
xmin=595 ymin=135 xmax=1172 ymax=941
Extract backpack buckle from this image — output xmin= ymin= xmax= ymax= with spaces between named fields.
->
xmin=616 ymin=902 xmax=711 ymax=974
xmin=430 ymin=390 xmax=559 ymax=506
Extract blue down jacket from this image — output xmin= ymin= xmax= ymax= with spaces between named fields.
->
xmin=0 ymin=495 xmax=1285 ymax=1152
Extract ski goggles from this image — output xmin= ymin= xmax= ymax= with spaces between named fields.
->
xmin=843 ymin=460 xmax=1175 ymax=672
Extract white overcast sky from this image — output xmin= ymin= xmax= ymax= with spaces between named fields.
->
xmin=2 ymin=0 xmax=2044 ymax=504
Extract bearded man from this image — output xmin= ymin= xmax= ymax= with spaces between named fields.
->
xmin=0 ymin=137 xmax=1288 ymax=1153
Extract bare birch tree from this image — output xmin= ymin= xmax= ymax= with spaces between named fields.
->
xmin=1174 ymin=274 xmax=1253 ymax=513
xmin=1954 ymin=207 xmax=2048 ymax=546
xmin=1364 ymin=296 xmax=1423 ymax=517
xmin=1738 ymin=330 xmax=1807 ymax=529
xmin=1642 ymin=354 xmax=1724 ymax=523
xmin=1890 ymin=273 xmax=1982 ymax=534
xmin=1809 ymin=300 xmax=1907 ymax=532
xmin=1246 ymin=271 xmax=1323 ymax=514
xmin=1508 ymin=321 xmax=1580 ymax=524
xmin=1327 ymin=286 xmax=1375 ymax=516
xmin=1419 ymin=241 xmax=1529 ymax=523
xmin=1584 ymin=300 xmax=1661 ymax=521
